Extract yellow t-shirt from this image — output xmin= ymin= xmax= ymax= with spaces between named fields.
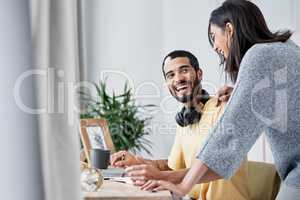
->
xmin=168 ymin=98 xmax=250 ymax=200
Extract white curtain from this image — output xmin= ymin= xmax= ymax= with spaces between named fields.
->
xmin=31 ymin=0 xmax=82 ymax=199
xmin=0 ymin=0 xmax=42 ymax=199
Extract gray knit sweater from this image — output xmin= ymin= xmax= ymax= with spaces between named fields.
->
xmin=197 ymin=40 xmax=300 ymax=188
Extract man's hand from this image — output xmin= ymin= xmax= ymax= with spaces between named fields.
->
xmin=216 ymin=85 xmax=233 ymax=106
xmin=125 ymin=164 xmax=162 ymax=186
xmin=110 ymin=151 xmax=143 ymax=168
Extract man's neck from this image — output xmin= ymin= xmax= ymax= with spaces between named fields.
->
xmin=184 ymin=90 xmax=205 ymax=112
xmin=184 ymin=100 xmax=204 ymax=112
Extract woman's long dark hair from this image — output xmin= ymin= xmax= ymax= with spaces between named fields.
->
xmin=208 ymin=0 xmax=292 ymax=83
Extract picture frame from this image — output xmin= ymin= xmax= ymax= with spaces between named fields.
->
xmin=80 ymin=118 xmax=115 ymax=166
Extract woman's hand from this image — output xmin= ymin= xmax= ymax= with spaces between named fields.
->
xmin=139 ymin=160 xmax=215 ymax=198
xmin=140 ymin=179 xmax=160 ymax=191
xmin=146 ymin=180 xmax=187 ymax=198
xmin=216 ymin=85 xmax=233 ymax=106
xmin=139 ymin=179 xmax=188 ymax=197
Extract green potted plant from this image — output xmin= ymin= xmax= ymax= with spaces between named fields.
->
xmin=80 ymin=80 xmax=155 ymax=155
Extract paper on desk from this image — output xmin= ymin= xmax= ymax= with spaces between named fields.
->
xmin=109 ymin=177 xmax=134 ymax=185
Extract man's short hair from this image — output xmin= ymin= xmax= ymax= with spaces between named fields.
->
xmin=162 ymin=50 xmax=200 ymax=78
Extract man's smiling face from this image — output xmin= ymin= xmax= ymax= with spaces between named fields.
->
xmin=164 ymin=56 xmax=202 ymax=103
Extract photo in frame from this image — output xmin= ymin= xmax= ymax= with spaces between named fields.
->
xmin=80 ymin=118 xmax=115 ymax=166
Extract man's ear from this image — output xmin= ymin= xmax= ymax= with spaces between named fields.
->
xmin=197 ymin=69 xmax=203 ymax=81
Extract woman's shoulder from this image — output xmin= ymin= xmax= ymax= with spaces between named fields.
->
xmin=239 ymin=40 xmax=299 ymax=79
xmin=247 ymin=42 xmax=280 ymax=56
xmin=246 ymin=40 xmax=297 ymax=59
xmin=242 ymin=41 xmax=284 ymax=67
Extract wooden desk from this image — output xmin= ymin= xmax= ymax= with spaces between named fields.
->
xmin=84 ymin=180 xmax=172 ymax=200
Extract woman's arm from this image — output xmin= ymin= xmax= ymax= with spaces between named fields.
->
xmin=156 ymin=160 xmax=220 ymax=196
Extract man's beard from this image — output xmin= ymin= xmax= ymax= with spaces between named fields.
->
xmin=170 ymin=78 xmax=202 ymax=103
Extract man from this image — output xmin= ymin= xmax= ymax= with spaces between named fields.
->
xmin=110 ymin=50 xmax=248 ymax=199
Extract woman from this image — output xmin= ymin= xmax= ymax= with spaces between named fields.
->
xmin=154 ymin=0 xmax=300 ymax=199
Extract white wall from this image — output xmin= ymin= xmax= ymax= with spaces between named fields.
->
xmin=0 ymin=0 xmax=43 ymax=199
xmin=83 ymin=0 xmax=300 ymax=161
xmin=82 ymin=0 xmax=171 ymax=158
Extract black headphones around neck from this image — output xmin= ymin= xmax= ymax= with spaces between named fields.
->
xmin=175 ymin=89 xmax=210 ymax=127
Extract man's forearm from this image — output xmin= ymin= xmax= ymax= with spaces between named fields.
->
xmin=140 ymin=158 xmax=188 ymax=183
xmin=160 ymin=169 xmax=189 ymax=184
xmin=133 ymin=157 xmax=158 ymax=166
xmin=141 ymin=159 xmax=171 ymax=171
xmin=153 ymin=159 xmax=171 ymax=171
